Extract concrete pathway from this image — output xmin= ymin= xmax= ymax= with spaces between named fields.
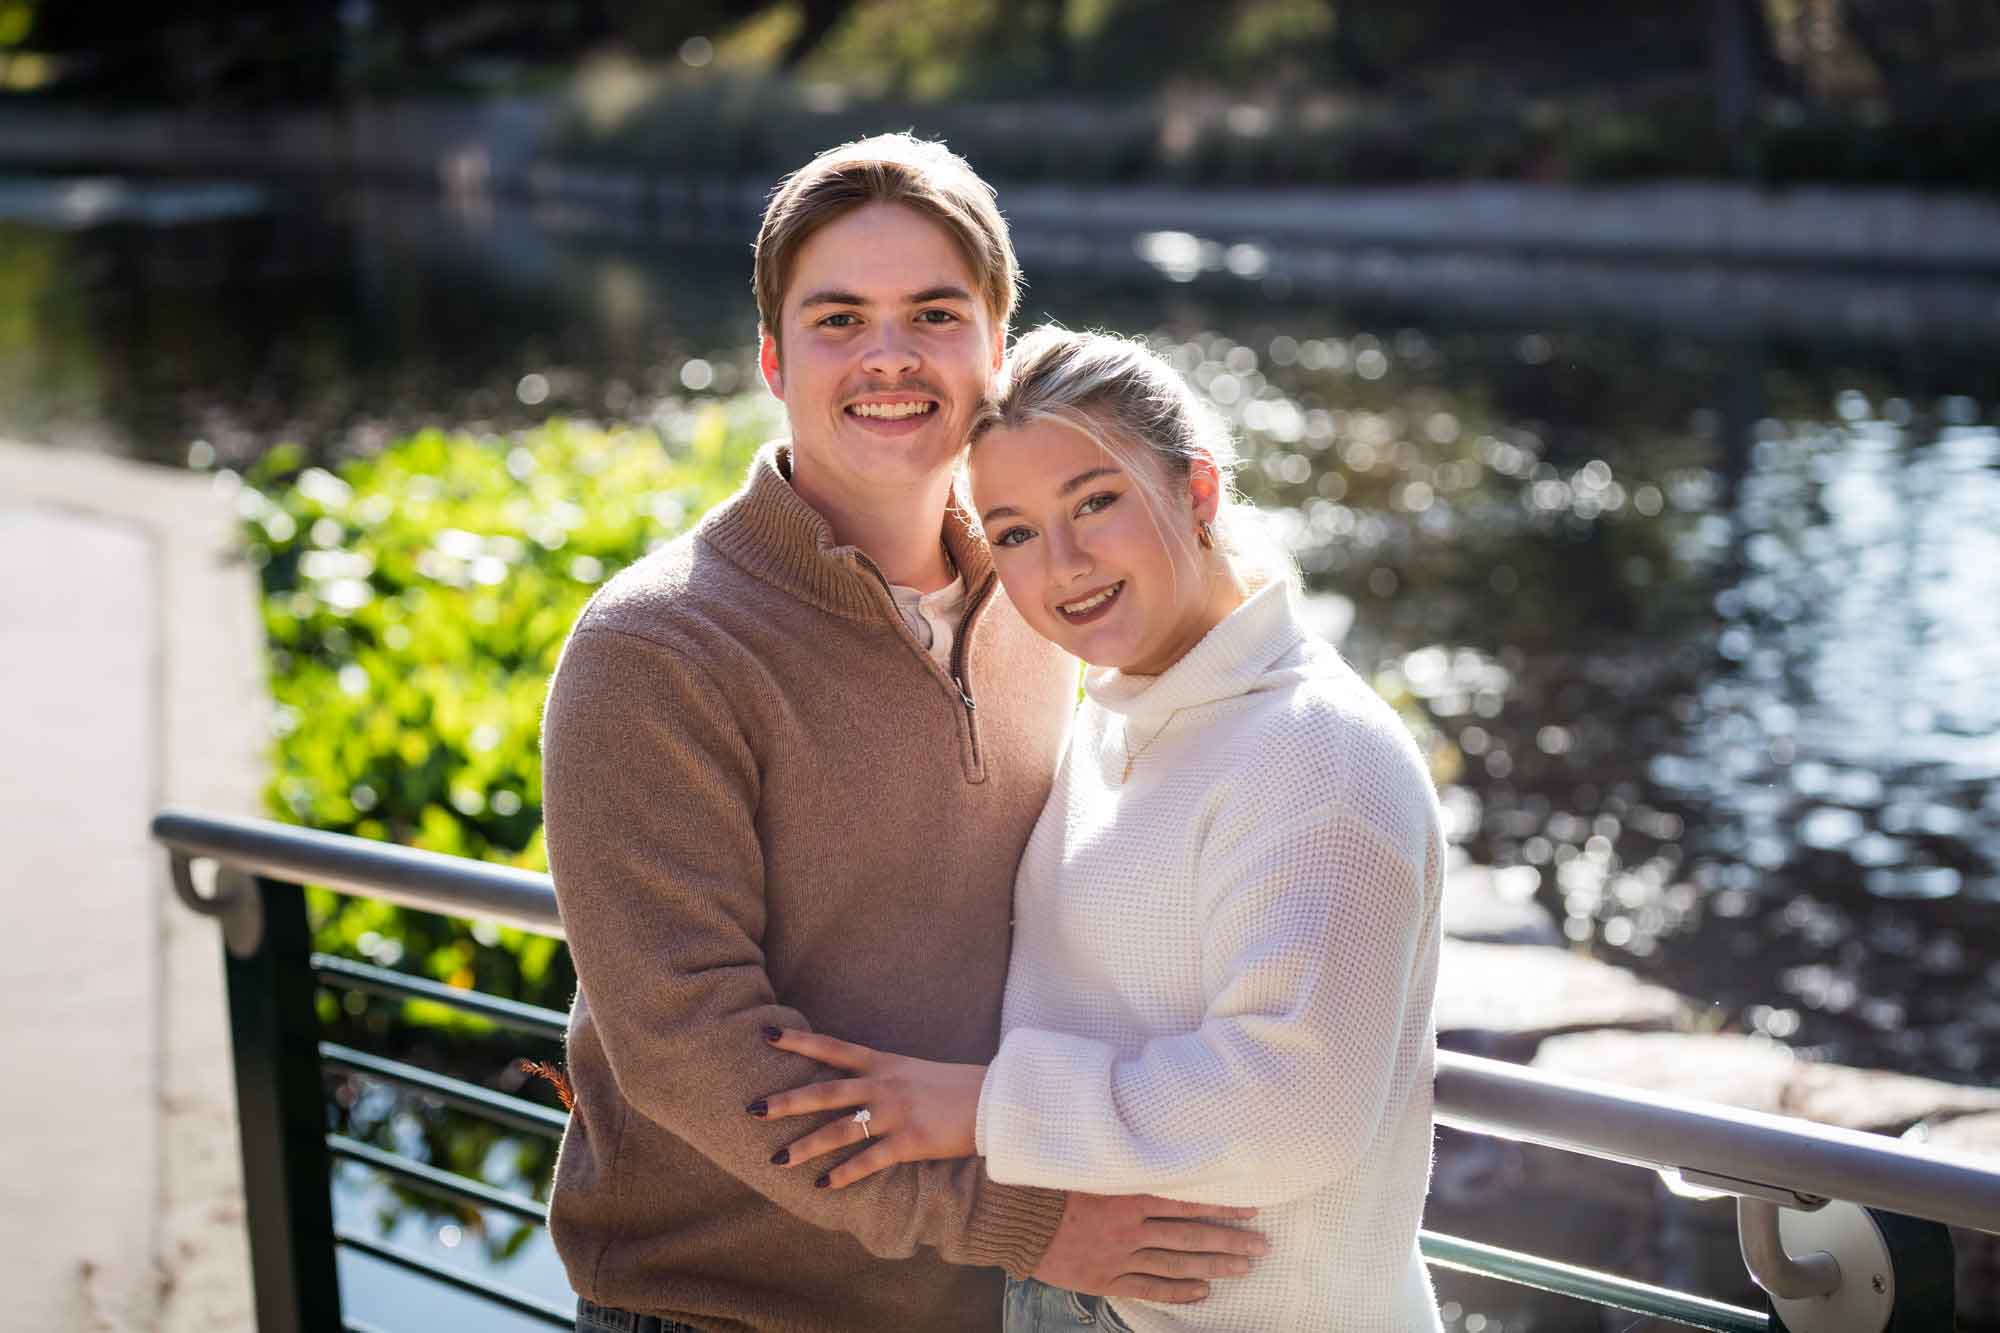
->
xmin=0 ymin=440 xmax=259 ymax=1332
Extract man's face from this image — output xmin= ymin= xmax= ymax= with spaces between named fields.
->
xmin=760 ymin=202 xmax=1004 ymax=496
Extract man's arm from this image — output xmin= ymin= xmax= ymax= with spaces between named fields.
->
xmin=543 ymin=624 xmax=1063 ymax=1271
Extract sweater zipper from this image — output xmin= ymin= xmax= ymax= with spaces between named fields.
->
xmin=854 ymin=554 xmax=991 ymax=778
xmin=950 ymin=574 xmax=996 ymax=776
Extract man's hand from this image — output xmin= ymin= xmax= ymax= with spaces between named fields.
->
xmin=1032 ymin=1193 xmax=1266 ymax=1304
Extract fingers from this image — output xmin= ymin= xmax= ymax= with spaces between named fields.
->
xmin=1107 ymin=1276 xmax=1210 ymax=1304
xmin=1135 ymin=1195 xmax=1260 ymax=1221
xmin=816 ymin=1139 xmax=901 ymax=1190
xmin=770 ymin=1110 xmax=871 ymax=1169
xmin=754 ymin=1077 xmax=874 ymax=1120
xmin=1127 ymin=1248 xmax=1254 ymax=1281
xmin=765 ymin=1028 xmax=878 ymax=1072
xmin=1140 ymin=1218 xmax=1269 ymax=1258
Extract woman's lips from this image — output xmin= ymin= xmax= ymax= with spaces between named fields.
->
xmin=1056 ymin=581 xmax=1124 ymax=625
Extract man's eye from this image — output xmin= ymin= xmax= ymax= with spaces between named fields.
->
xmin=917 ymin=309 xmax=960 ymax=325
xmin=1077 ymin=492 xmax=1119 ymax=516
xmin=818 ymin=313 xmax=859 ymax=328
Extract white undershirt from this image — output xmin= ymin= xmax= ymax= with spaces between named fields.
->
xmin=887 ymin=575 xmax=966 ymax=667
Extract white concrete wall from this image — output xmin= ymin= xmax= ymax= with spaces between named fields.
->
xmin=0 ymin=440 xmax=260 ymax=1332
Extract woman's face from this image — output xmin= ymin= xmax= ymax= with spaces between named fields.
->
xmin=971 ymin=419 xmax=1225 ymax=674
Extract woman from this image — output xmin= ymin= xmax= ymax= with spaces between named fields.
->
xmin=754 ymin=327 xmax=1446 ymax=1332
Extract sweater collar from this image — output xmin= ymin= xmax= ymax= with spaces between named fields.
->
xmin=1084 ymin=579 xmax=1307 ymax=725
xmin=697 ymin=443 xmax=994 ymax=620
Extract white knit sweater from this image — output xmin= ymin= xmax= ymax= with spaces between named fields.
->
xmin=976 ymin=582 xmax=1446 ymax=1332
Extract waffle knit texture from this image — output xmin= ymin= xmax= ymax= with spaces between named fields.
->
xmin=541 ymin=444 xmax=1076 ymax=1332
xmin=977 ymin=581 xmax=1447 ymax=1333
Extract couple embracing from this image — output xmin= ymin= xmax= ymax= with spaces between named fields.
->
xmin=540 ymin=134 xmax=1447 ymax=1333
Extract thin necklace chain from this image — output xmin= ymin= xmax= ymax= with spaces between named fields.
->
xmin=1120 ymin=708 xmax=1190 ymax=783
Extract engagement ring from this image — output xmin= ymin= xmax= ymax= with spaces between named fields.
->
xmin=853 ymin=1108 xmax=872 ymax=1139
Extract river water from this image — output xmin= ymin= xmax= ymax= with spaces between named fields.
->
xmin=5 ymin=173 xmax=1996 ymax=1324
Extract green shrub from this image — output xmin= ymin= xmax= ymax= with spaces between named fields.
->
xmin=242 ymin=397 xmax=780 ymax=1017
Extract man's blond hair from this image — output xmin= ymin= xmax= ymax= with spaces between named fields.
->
xmin=753 ymin=133 xmax=1019 ymax=344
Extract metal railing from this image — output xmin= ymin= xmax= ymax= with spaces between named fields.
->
xmin=156 ymin=808 xmax=2000 ymax=1333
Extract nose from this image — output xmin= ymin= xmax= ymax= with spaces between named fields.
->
xmin=860 ymin=322 xmax=921 ymax=379
xmin=1044 ymin=521 xmax=1093 ymax=586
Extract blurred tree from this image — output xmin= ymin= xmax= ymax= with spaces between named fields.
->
xmin=594 ymin=0 xmax=742 ymax=59
xmin=1711 ymin=0 xmax=1786 ymax=138
xmin=17 ymin=1 xmax=345 ymax=101
xmin=1318 ymin=1 xmax=1714 ymax=97
xmin=1840 ymin=0 xmax=2000 ymax=103
xmin=781 ymin=0 xmax=860 ymax=69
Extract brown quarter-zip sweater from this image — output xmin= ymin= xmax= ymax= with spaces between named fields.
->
xmin=541 ymin=444 xmax=1077 ymax=1331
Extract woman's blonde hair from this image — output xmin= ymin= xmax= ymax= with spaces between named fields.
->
xmin=972 ymin=325 xmax=1293 ymax=587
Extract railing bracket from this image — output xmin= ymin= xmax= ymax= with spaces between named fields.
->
xmin=1739 ymin=1197 xmax=1891 ymax=1332
xmin=170 ymin=853 xmax=264 ymax=957
xmin=1665 ymin=1166 xmax=1829 ymax=1209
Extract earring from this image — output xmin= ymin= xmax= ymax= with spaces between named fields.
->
xmin=1197 ymin=520 xmax=1215 ymax=551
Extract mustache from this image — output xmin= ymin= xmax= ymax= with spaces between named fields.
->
xmin=842 ymin=377 xmax=946 ymax=403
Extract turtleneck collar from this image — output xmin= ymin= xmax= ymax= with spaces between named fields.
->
xmin=1084 ymin=579 xmax=1307 ymax=726
xmin=697 ymin=443 xmax=994 ymax=621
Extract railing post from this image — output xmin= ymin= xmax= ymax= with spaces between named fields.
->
xmin=222 ymin=871 xmax=343 ymax=1333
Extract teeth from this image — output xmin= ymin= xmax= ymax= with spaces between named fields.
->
xmin=850 ymin=401 xmax=935 ymax=420
xmin=1060 ymin=583 xmax=1122 ymax=615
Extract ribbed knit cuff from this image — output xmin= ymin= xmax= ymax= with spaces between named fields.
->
xmin=954 ymin=1175 xmax=1067 ymax=1279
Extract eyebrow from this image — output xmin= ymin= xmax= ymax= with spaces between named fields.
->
xmin=908 ymin=284 xmax=975 ymax=305
xmin=980 ymin=467 xmax=1124 ymax=524
xmin=796 ymin=284 xmax=976 ymax=310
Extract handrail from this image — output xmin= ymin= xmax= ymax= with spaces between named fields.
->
xmin=320 ymin=1042 xmax=569 ymax=1139
xmin=1437 ymin=1054 xmax=2000 ymax=1236
xmin=328 ymin=1134 xmax=551 ymax=1225
xmin=335 ymin=1227 xmax=572 ymax=1327
xmin=155 ymin=806 xmax=2000 ymax=1241
xmin=153 ymin=808 xmax=562 ymax=936
xmin=312 ymin=953 xmax=570 ymax=1041
xmin=1418 ymin=1230 xmax=1768 ymax=1333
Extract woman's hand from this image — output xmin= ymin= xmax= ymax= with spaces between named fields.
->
xmin=751 ymin=1028 xmax=986 ymax=1188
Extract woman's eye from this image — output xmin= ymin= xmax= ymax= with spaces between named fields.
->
xmin=992 ymin=526 xmax=1034 ymax=548
xmin=1077 ymin=492 xmax=1119 ymax=517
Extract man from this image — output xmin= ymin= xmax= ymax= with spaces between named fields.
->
xmin=540 ymin=134 xmax=1262 ymax=1332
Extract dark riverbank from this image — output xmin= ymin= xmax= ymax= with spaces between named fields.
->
xmin=7 ymin=99 xmax=2000 ymax=270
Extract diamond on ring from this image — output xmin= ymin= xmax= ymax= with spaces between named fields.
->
xmin=853 ymin=1108 xmax=873 ymax=1139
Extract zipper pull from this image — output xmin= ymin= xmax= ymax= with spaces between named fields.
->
xmin=953 ymin=676 xmax=976 ymax=711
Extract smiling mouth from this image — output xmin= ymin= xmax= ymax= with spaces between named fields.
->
xmin=847 ymin=401 xmax=936 ymax=420
xmin=1057 ymin=581 xmax=1124 ymax=622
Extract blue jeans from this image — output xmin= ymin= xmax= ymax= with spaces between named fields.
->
xmin=1004 ymin=1277 xmax=1135 ymax=1333
xmin=575 ymin=1297 xmax=706 ymax=1333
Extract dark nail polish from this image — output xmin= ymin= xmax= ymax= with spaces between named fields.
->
xmin=813 ymin=1173 xmax=830 ymax=1189
xmin=770 ymin=1148 xmax=790 ymax=1166
xmin=762 ymin=1025 xmax=782 ymax=1042
xmin=746 ymin=1099 xmax=768 ymax=1118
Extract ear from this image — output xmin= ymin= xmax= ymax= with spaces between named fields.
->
xmin=989 ymin=324 xmax=1005 ymax=375
xmin=1187 ymin=452 xmax=1224 ymax=525
xmin=758 ymin=329 xmax=785 ymax=401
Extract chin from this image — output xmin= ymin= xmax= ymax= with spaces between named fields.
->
xmin=842 ymin=428 xmax=959 ymax=473
xmin=1056 ymin=632 xmax=1145 ymax=672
